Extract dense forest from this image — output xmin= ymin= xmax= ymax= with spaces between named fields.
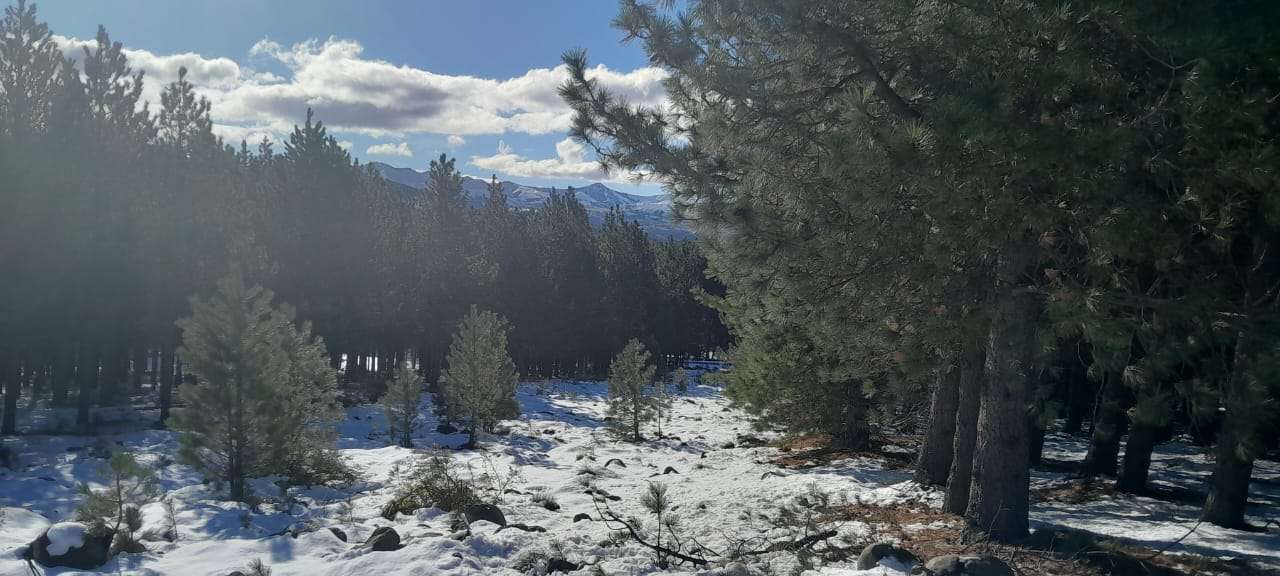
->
xmin=0 ymin=2 xmax=727 ymax=436
xmin=2 ymin=1 xmax=1280 ymax=575
xmin=560 ymin=0 xmax=1280 ymax=541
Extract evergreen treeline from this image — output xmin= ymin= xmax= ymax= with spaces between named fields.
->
xmin=0 ymin=1 xmax=727 ymax=436
xmin=562 ymin=0 xmax=1280 ymax=541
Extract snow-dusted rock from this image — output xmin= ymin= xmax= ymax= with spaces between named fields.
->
xmin=462 ymin=503 xmax=506 ymax=527
xmin=364 ymin=526 xmax=401 ymax=551
xmin=26 ymin=522 xmax=115 ymax=570
xmin=915 ymin=554 xmax=1014 ymax=576
xmin=856 ymin=542 xmax=919 ymax=570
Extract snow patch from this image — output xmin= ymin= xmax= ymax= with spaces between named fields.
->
xmin=44 ymin=522 xmax=87 ymax=556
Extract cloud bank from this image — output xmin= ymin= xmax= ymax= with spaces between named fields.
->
xmin=53 ymin=35 xmax=668 ymax=143
xmin=366 ymin=142 xmax=413 ymax=157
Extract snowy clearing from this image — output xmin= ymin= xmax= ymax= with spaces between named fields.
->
xmin=2 ymin=381 xmax=1277 ymax=576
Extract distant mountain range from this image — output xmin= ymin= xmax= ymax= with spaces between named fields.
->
xmin=369 ymin=161 xmax=691 ymax=240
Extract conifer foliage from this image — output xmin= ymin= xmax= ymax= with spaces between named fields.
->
xmin=169 ymin=273 xmax=342 ymax=501
xmin=607 ymin=339 xmax=656 ymax=442
xmin=438 ymin=307 xmax=519 ymax=448
xmin=381 ymin=362 xmax=424 ymax=448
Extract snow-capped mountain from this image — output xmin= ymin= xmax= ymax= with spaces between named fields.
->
xmin=369 ymin=161 xmax=689 ymax=239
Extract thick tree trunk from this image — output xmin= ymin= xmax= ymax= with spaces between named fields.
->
xmin=1202 ymin=332 xmax=1259 ymax=529
xmin=1028 ymin=413 xmax=1047 ymax=467
xmin=1116 ymin=421 xmax=1158 ymax=494
xmin=1 ymin=354 xmax=17 ymax=435
xmin=915 ymin=365 xmax=960 ymax=486
xmin=965 ymin=243 xmax=1037 ymax=543
xmin=835 ymin=381 xmax=871 ymax=451
xmin=159 ymin=343 xmax=175 ymax=426
xmin=1062 ymin=342 xmax=1092 ymax=436
xmin=1081 ymin=374 xmax=1131 ymax=477
xmin=944 ymin=347 xmax=984 ymax=514
xmin=1202 ymin=433 xmax=1255 ymax=529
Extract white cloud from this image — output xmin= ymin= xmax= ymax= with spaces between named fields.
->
xmin=52 ymin=35 xmax=668 ymax=140
xmin=447 ymin=134 xmax=465 ymax=148
xmin=471 ymin=137 xmax=649 ymax=183
xmin=366 ymin=142 xmax=413 ymax=157
xmin=337 ymin=140 xmax=353 ymax=151
xmin=211 ymin=123 xmax=277 ymax=146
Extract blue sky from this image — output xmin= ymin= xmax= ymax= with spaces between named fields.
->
xmin=37 ymin=0 xmax=665 ymax=194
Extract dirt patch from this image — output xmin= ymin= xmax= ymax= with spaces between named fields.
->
xmin=769 ymin=434 xmax=914 ymax=470
xmin=823 ymin=503 xmax=1255 ymax=576
xmin=1031 ymin=479 xmax=1114 ymax=504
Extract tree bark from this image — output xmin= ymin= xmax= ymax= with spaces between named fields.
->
xmin=915 ymin=365 xmax=960 ymax=486
xmin=835 ymin=380 xmax=870 ymax=451
xmin=159 ymin=343 xmax=175 ymax=426
xmin=52 ymin=349 xmax=69 ymax=406
xmin=1062 ymin=340 xmax=1092 ymax=436
xmin=1 ymin=354 xmax=17 ymax=435
xmin=1202 ymin=331 xmax=1259 ymax=529
xmin=944 ymin=347 xmax=984 ymax=514
xmin=1081 ymin=373 xmax=1131 ymax=477
xmin=131 ymin=346 xmax=145 ymax=392
xmin=1116 ymin=421 xmax=1158 ymax=494
xmin=1028 ymin=413 xmax=1047 ymax=467
xmin=965 ymin=242 xmax=1037 ymax=543
xmin=76 ymin=346 xmax=96 ymax=434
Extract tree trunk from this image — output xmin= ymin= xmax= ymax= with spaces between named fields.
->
xmin=915 ymin=365 xmax=960 ymax=486
xmin=944 ymin=347 xmax=984 ymax=515
xmin=1081 ymin=373 xmax=1131 ymax=477
xmin=150 ymin=348 xmax=159 ymax=388
xmin=1028 ymin=413 xmax=1047 ymax=467
xmin=965 ymin=242 xmax=1036 ymax=543
xmin=1116 ymin=421 xmax=1158 ymax=494
xmin=1202 ymin=432 xmax=1255 ymax=529
xmin=1062 ymin=340 xmax=1092 ymax=435
xmin=76 ymin=346 xmax=96 ymax=434
xmin=1202 ymin=331 xmax=1259 ymax=529
xmin=159 ymin=343 xmax=175 ymax=426
xmin=131 ymin=346 xmax=145 ymax=392
xmin=52 ymin=349 xmax=69 ymax=406
xmin=1 ymin=354 xmax=17 ymax=435
xmin=835 ymin=380 xmax=870 ymax=451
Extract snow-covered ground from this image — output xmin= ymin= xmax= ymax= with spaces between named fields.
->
xmin=1033 ymin=433 xmax=1280 ymax=572
xmin=1 ymin=381 xmax=1277 ymax=575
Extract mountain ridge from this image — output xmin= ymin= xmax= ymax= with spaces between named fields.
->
xmin=368 ymin=161 xmax=689 ymax=239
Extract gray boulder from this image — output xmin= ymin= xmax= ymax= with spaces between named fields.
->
xmin=463 ymin=503 xmax=507 ymax=527
xmin=364 ymin=526 xmax=401 ymax=551
xmin=914 ymin=555 xmax=1015 ymax=576
xmin=856 ymin=542 xmax=920 ymax=570
xmin=26 ymin=523 xmax=115 ymax=570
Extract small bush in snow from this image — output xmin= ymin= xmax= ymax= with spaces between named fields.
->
xmin=532 ymin=490 xmax=560 ymax=511
xmin=380 ymin=451 xmax=479 ymax=519
xmin=673 ymin=367 xmax=689 ymax=393
xmin=75 ymin=451 xmax=159 ymax=553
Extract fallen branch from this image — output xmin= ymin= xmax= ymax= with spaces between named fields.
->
xmin=747 ymin=529 xmax=838 ymax=555
xmin=592 ymin=497 xmax=709 ymax=567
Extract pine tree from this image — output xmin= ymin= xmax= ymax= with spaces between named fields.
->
xmin=607 ymin=339 xmax=656 ymax=442
xmin=75 ymin=451 xmax=158 ymax=551
xmin=382 ymin=362 xmax=423 ymax=448
xmin=438 ymin=306 xmax=519 ymax=447
xmin=169 ymin=272 xmax=342 ymax=501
